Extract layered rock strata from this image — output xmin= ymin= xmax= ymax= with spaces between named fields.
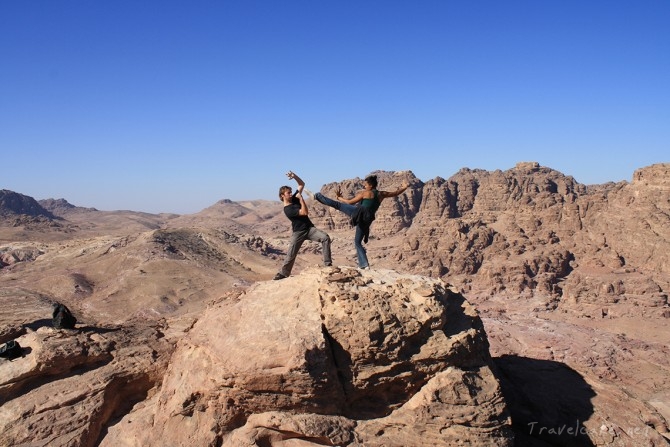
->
xmin=105 ymin=267 xmax=513 ymax=446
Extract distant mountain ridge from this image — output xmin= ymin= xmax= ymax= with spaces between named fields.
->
xmin=0 ymin=189 xmax=58 ymax=219
xmin=39 ymin=198 xmax=98 ymax=216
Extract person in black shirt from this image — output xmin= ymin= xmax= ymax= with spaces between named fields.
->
xmin=274 ymin=171 xmax=332 ymax=280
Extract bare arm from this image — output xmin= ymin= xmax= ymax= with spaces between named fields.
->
xmin=379 ymin=180 xmax=410 ymax=200
xmin=287 ymin=171 xmax=308 ymax=215
xmin=335 ymin=188 xmax=366 ymax=205
xmin=286 ymin=171 xmax=305 ymax=194
xmin=296 ymin=193 xmax=309 ymax=216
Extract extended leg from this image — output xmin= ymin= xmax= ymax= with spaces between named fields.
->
xmin=314 ymin=193 xmax=357 ymax=217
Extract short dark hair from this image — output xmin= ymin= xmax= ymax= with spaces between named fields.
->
xmin=365 ymin=175 xmax=378 ymax=188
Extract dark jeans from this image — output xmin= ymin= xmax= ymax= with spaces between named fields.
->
xmin=315 ymin=192 xmax=369 ymax=268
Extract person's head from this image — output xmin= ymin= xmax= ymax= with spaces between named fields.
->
xmin=279 ymin=186 xmax=292 ymax=201
xmin=364 ymin=175 xmax=378 ymax=189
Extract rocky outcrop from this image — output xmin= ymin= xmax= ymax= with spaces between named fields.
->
xmin=0 ymin=268 xmax=513 ymax=446
xmin=0 ymin=189 xmax=58 ymax=220
xmin=0 ymin=246 xmax=44 ymax=267
xmin=97 ymin=267 xmax=512 ymax=446
xmin=39 ymin=198 xmax=99 ymax=216
xmin=2 ymin=162 xmax=669 ymax=446
xmin=303 ymin=164 xmax=670 ymax=444
xmin=0 ymin=317 xmax=173 ymax=447
xmin=324 ymin=163 xmax=670 ymax=304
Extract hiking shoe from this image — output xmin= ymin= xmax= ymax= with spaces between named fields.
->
xmin=273 ymin=273 xmax=287 ymax=280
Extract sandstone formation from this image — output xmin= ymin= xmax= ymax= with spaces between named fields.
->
xmin=1 ymin=268 xmax=513 ymax=446
xmin=309 ymin=163 xmax=670 ymax=445
xmin=319 ymin=163 xmax=670 ymax=303
xmin=0 ymin=299 xmax=174 ymax=447
xmin=1 ymin=162 xmax=669 ymax=446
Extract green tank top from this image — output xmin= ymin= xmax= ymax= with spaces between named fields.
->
xmin=361 ymin=190 xmax=380 ymax=213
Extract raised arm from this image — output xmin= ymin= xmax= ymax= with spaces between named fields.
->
xmin=286 ymin=170 xmax=305 ymax=194
xmin=286 ymin=171 xmax=308 ymax=215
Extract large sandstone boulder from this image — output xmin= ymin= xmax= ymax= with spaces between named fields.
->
xmin=104 ymin=267 xmax=513 ymax=446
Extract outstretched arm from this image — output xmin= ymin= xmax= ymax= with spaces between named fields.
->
xmin=379 ymin=180 xmax=410 ymax=199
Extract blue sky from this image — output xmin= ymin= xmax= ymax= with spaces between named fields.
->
xmin=2 ymin=1 xmax=668 ymax=214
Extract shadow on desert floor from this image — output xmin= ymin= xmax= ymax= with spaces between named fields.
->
xmin=494 ymin=355 xmax=596 ymax=447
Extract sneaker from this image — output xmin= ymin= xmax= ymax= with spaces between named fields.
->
xmin=303 ymin=188 xmax=315 ymax=200
xmin=273 ymin=273 xmax=287 ymax=280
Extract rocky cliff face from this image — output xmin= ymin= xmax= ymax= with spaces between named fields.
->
xmin=1 ymin=268 xmax=513 ymax=447
xmin=1 ymin=162 xmax=669 ymax=446
xmin=439 ymin=163 xmax=669 ymax=308
xmin=307 ymin=163 xmax=670 ymax=445
xmin=310 ymin=163 xmax=670 ymax=307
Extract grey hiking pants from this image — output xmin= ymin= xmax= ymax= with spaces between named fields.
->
xmin=280 ymin=227 xmax=332 ymax=277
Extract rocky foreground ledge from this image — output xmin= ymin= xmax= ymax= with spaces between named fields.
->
xmin=1 ymin=267 xmax=513 ymax=446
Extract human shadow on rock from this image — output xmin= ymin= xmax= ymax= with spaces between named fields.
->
xmin=23 ymin=319 xmax=120 ymax=335
xmin=494 ymin=355 xmax=596 ymax=447
xmin=23 ymin=318 xmax=53 ymax=331
xmin=77 ymin=325 xmax=122 ymax=334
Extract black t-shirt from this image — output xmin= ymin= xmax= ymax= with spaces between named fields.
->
xmin=284 ymin=193 xmax=314 ymax=232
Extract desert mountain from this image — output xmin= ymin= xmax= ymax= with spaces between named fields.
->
xmin=1 ymin=162 xmax=669 ymax=446
xmin=39 ymin=197 xmax=90 ymax=214
xmin=309 ymin=163 xmax=669 ymax=301
xmin=0 ymin=189 xmax=58 ymax=219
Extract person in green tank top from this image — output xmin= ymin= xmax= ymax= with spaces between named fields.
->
xmin=315 ymin=174 xmax=409 ymax=269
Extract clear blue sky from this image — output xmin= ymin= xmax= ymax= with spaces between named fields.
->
xmin=2 ymin=1 xmax=668 ymax=214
